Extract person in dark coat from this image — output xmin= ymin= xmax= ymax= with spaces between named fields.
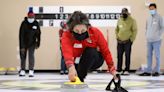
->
xmin=19 ymin=10 xmax=41 ymax=77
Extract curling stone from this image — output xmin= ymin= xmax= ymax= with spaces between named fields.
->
xmin=0 ymin=67 xmax=7 ymax=75
xmin=6 ymin=67 xmax=18 ymax=75
xmin=61 ymin=77 xmax=89 ymax=92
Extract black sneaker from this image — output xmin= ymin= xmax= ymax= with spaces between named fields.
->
xmin=139 ymin=72 xmax=151 ymax=76
xmin=64 ymin=70 xmax=68 ymax=74
xmin=60 ymin=71 xmax=64 ymax=75
xmin=152 ymin=72 xmax=160 ymax=76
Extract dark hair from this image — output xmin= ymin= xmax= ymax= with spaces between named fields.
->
xmin=149 ymin=3 xmax=157 ymax=8
xmin=67 ymin=11 xmax=90 ymax=31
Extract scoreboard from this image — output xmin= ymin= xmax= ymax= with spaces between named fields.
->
xmin=31 ymin=6 xmax=130 ymax=27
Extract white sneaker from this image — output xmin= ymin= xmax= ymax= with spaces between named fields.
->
xmin=19 ymin=70 xmax=25 ymax=76
xmin=116 ymin=71 xmax=123 ymax=75
xmin=123 ymin=71 xmax=130 ymax=75
xmin=29 ymin=70 xmax=34 ymax=77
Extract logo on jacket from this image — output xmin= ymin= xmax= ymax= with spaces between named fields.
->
xmin=73 ymin=43 xmax=83 ymax=48
xmin=32 ymin=26 xmax=37 ymax=30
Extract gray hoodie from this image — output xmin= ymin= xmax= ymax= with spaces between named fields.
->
xmin=146 ymin=13 xmax=164 ymax=42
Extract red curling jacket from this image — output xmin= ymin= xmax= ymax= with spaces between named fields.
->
xmin=61 ymin=26 xmax=116 ymax=73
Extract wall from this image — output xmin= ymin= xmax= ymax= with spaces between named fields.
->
xmin=0 ymin=0 xmax=164 ymax=70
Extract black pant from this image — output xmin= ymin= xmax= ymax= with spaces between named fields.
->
xmin=19 ymin=45 xmax=35 ymax=70
xmin=117 ymin=40 xmax=132 ymax=72
xmin=76 ymin=47 xmax=104 ymax=82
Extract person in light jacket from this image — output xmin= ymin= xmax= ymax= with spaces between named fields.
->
xmin=139 ymin=3 xmax=164 ymax=76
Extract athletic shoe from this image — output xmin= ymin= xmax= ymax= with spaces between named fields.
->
xmin=19 ymin=70 xmax=25 ymax=77
xmin=122 ymin=71 xmax=130 ymax=75
xmin=29 ymin=70 xmax=34 ymax=77
xmin=152 ymin=72 xmax=160 ymax=76
xmin=64 ymin=70 xmax=68 ymax=74
xmin=139 ymin=72 xmax=151 ymax=76
xmin=60 ymin=71 xmax=64 ymax=75
xmin=116 ymin=71 xmax=123 ymax=75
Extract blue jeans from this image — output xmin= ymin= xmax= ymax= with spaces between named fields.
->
xmin=146 ymin=40 xmax=161 ymax=73
xmin=61 ymin=55 xmax=67 ymax=72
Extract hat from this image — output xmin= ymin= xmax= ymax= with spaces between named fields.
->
xmin=121 ymin=8 xmax=128 ymax=14
xmin=27 ymin=7 xmax=35 ymax=17
xmin=27 ymin=12 xmax=35 ymax=17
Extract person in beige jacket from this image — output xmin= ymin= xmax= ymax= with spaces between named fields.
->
xmin=115 ymin=8 xmax=137 ymax=75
